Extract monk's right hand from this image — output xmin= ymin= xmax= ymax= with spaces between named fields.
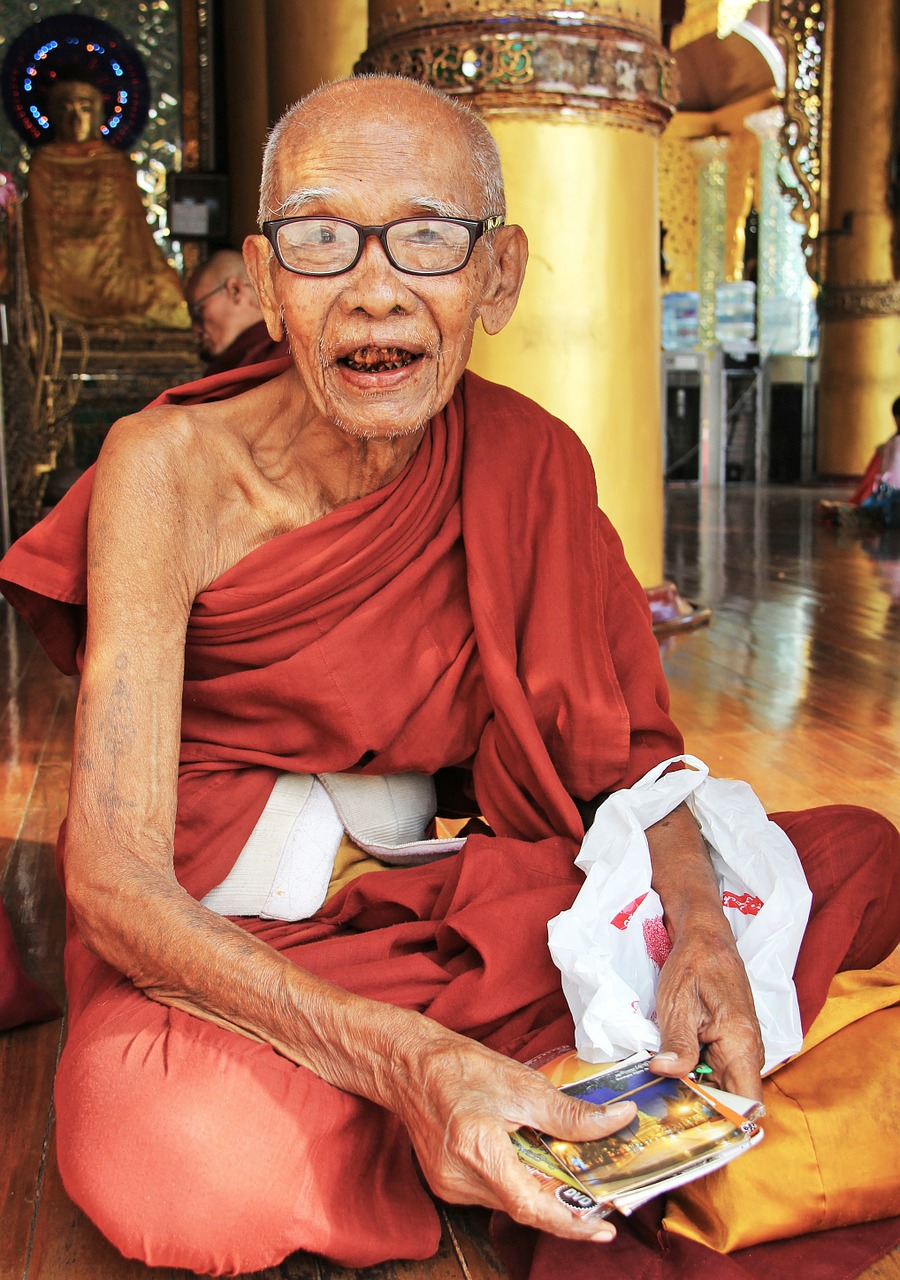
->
xmin=383 ymin=1022 xmax=635 ymax=1242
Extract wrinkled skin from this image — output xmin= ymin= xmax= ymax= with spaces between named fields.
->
xmin=242 ymin=99 xmax=521 ymax=445
xmin=646 ymin=805 xmax=764 ymax=1101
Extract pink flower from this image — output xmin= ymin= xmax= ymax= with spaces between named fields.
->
xmin=0 ymin=171 xmax=20 ymax=209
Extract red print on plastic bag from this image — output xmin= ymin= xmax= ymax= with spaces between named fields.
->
xmin=721 ymin=891 xmax=764 ymax=916
xmin=642 ymin=915 xmax=672 ymax=968
xmin=611 ymin=893 xmax=648 ymax=930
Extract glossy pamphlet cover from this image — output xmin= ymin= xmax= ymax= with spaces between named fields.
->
xmin=512 ymin=1051 xmax=763 ymax=1219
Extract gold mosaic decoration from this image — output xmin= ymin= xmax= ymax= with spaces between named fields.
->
xmin=660 ymin=123 xmax=760 ymax=297
xmin=659 ymin=130 xmax=701 ymax=293
xmin=818 ymin=282 xmax=900 ymax=319
xmin=693 ymin=135 xmax=728 ymax=347
xmin=724 ymin=127 xmax=758 ymax=282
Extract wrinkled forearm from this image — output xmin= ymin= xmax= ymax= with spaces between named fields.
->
xmin=646 ymin=801 xmax=728 ymax=941
xmin=644 ymin=801 xmax=764 ymax=1095
xmin=66 ymin=845 xmax=433 ymax=1112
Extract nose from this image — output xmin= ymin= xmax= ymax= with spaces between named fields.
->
xmin=340 ymin=234 xmax=415 ymax=318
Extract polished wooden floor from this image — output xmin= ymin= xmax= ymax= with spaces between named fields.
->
xmin=1 ymin=482 xmax=898 ymax=1279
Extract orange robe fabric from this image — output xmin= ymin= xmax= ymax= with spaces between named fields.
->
xmin=1 ymin=367 xmax=898 ymax=1277
xmin=848 ymin=431 xmax=899 ymax=505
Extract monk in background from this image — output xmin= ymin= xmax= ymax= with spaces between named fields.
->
xmin=1 ymin=75 xmax=898 ymax=1277
xmin=186 ymin=248 xmax=288 ymax=375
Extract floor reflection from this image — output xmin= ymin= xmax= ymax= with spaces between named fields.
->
xmin=661 ymin=484 xmax=900 ymax=825
xmin=860 ymin=527 xmax=900 ymax=607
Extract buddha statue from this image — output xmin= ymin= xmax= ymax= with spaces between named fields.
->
xmin=23 ymin=75 xmax=188 ymax=328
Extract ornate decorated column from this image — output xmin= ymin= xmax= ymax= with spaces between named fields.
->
xmin=358 ymin=1 xmax=679 ymax=592
xmin=745 ymin=107 xmax=814 ymax=356
xmin=815 ymin=0 xmax=900 ymax=475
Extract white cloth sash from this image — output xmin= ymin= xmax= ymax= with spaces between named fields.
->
xmin=201 ymin=771 xmax=466 ymax=922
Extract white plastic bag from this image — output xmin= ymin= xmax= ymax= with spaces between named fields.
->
xmin=547 ymin=755 xmax=812 ymax=1076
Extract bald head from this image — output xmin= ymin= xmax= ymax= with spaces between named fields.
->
xmin=189 ymin=249 xmax=249 ymax=297
xmin=258 ymin=75 xmax=505 ymax=228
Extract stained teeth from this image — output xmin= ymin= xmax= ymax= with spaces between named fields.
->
xmin=344 ymin=345 xmax=416 ymax=371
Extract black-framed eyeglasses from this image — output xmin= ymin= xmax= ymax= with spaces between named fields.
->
xmin=188 ymin=281 xmax=227 ymax=323
xmin=262 ymin=214 xmax=505 ymax=278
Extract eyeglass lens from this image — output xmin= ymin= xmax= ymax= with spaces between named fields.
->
xmin=274 ymin=218 xmax=474 ymax=276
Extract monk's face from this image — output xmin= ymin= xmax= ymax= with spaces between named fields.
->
xmin=245 ymin=83 xmax=520 ymax=441
xmin=48 ymin=81 xmax=103 ymax=143
xmin=187 ymin=270 xmax=244 ymax=359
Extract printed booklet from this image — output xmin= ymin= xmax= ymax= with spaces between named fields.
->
xmin=512 ymin=1050 xmax=763 ymax=1220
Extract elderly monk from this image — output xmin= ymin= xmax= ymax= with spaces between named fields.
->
xmin=186 ymin=247 xmax=288 ymax=375
xmin=1 ymin=76 xmax=899 ymax=1277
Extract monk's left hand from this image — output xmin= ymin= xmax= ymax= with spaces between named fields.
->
xmin=644 ymin=801 xmax=764 ymax=1101
xmin=649 ymin=916 xmax=764 ymax=1101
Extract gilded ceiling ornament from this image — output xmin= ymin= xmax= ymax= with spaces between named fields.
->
xmin=669 ymin=0 xmax=719 ymax=50
xmin=716 ymin=0 xmax=758 ymax=38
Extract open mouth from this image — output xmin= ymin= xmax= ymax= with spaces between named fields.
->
xmin=340 ymin=345 xmax=421 ymax=374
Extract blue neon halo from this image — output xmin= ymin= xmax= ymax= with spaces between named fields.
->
xmin=1 ymin=13 xmax=150 ymax=150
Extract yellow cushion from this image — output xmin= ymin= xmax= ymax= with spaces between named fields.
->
xmin=663 ymin=967 xmax=900 ymax=1251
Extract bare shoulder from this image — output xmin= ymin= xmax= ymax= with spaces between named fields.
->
xmin=98 ymin=400 xmax=226 ymax=495
xmin=92 ymin=399 xmax=263 ymax=599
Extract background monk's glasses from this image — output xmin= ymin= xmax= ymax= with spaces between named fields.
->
xmin=188 ymin=281 xmax=228 ymax=324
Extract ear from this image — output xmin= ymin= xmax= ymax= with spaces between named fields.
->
xmin=478 ymin=224 xmax=528 ymax=336
xmin=243 ymin=234 xmax=284 ymax=340
xmin=225 ymin=275 xmax=247 ymax=304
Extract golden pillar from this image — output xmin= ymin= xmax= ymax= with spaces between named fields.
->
xmin=222 ymin=2 xmax=270 ymax=243
xmin=359 ymin=1 xmax=679 ymax=592
xmin=265 ymin=0 xmax=368 ymax=120
xmin=817 ymin=0 xmax=900 ymax=477
xmin=221 ymin=0 xmax=368 ymax=242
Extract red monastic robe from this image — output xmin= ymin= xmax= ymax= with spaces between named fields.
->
xmin=1 ymin=367 xmax=683 ymax=900
xmin=1 ymin=368 xmax=898 ymax=1278
xmin=202 ymin=320 xmax=289 ymax=377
